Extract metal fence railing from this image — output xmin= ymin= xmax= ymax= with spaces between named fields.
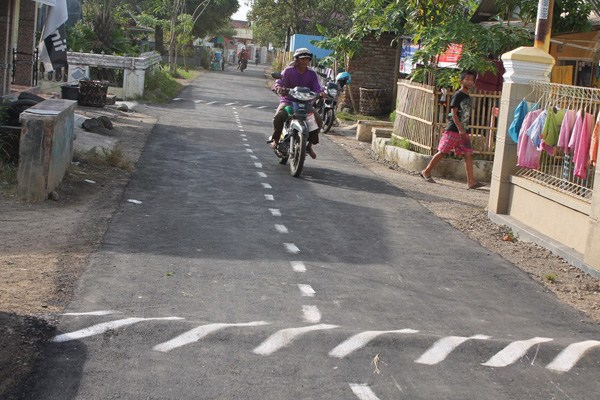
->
xmin=513 ymin=81 xmax=599 ymax=202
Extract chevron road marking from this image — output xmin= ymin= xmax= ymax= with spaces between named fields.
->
xmin=329 ymin=329 xmax=420 ymax=359
xmin=349 ymin=384 xmax=381 ymax=400
xmin=302 ymin=305 xmax=322 ymax=323
xmin=61 ymin=310 xmax=121 ymax=316
xmin=51 ymin=317 xmax=184 ymax=343
xmin=153 ymin=321 xmax=270 ymax=353
xmin=415 ymin=334 xmax=491 ymax=365
xmin=545 ymin=340 xmax=600 ymax=372
xmin=253 ymin=324 xmax=339 ymax=356
xmin=482 ymin=337 xmax=553 ymax=367
xmin=284 ymin=243 xmax=300 ymax=253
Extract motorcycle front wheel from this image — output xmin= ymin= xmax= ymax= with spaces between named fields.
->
xmin=290 ymin=131 xmax=306 ymax=177
xmin=323 ymin=109 xmax=335 ymax=133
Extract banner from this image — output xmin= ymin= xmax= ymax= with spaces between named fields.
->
xmin=399 ymin=39 xmax=419 ymax=74
xmin=38 ymin=0 xmax=68 ymax=71
xmin=437 ymin=43 xmax=463 ymax=69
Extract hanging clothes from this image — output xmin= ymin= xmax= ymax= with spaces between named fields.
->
xmin=557 ymin=109 xmax=577 ymax=154
xmin=541 ymin=107 xmax=565 ymax=156
xmin=590 ymin=112 xmax=600 ymax=167
xmin=525 ymin=109 xmax=547 ymax=148
xmin=517 ymin=109 xmax=544 ymax=169
xmin=550 ymin=65 xmax=574 ymax=85
xmin=573 ymin=112 xmax=594 ymax=179
xmin=508 ymin=101 xmax=539 ymax=144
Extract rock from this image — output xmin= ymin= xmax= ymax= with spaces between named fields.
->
xmin=82 ymin=118 xmax=111 ymax=135
xmin=97 ymin=116 xmax=114 ymax=130
xmin=48 ymin=191 xmax=59 ymax=201
xmin=105 ymin=94 xmax=117 ymax=105
xmin=116 ymin=103 xmax=129 ymax=112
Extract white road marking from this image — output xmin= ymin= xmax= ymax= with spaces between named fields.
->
xmin=207 ymin=101 xmax=218 ymax=105
xmin=246 ymin=149 xmax=253 ymax=153
xmin=225 ymin=102 xmax=236 ymax=106
xmin=275 ymin=224 xmax=288 ymax=233
xmin=284 ymin=243 xmax=300 ymax=253
xmin=297 ymin=284 xmax=315 ymax=297
xmin=250 ymin=155 xmax=258 ymax=160
xmin=264 ymin=194 xmax=274 ymax=201
xmin=194 ymin=100 xmax=203 ymax=103
xmin=173 ymin=98 xmax=183 ymax=101
xmin=291 ymin=261 xmax=306 ymax=272
xmin=240 ymin=134 xmax=247 ymax=137
xmin=349 ymin=384 xmax=381 ymax=400
xmin=302 ymin=305 xmax=322 ymax=323
xmin=329 ymin=329 xmax=419 ymax=359
xmin=253 ymin=324 xmax=338 ymax=355
xmin=415 ymin=334 xmax=491 ymax=365
xmin=61 ymin=310 xmax=122 ymax=316
xmin=153 ymin=321 xmax=269 ymax=353
xmin=262 ymin=183 xmax=272 ymax=189
xmin=243 ymin=104 xmax=253 ymax=107
xmin=257 ymin=106 xmax=267 ymax=109
xmin=482 ymin=337 xmax=553 ymax=367
xmin=254 ymin=162 xmax=263 ymax=168
xmin=244 ymin=144 xmax=250 ymax=147
xmin=242 ymin=139 xmax=248 ymax=142
xmin=51 ymin=317 xmax=184 ymax=342
xmin=269 ymin=208 xmax=281 ymax=216
xmin=258 ymin=172 xmax=267 ymax=178
xmin=546 ymin=340 xmax=600 ymax=372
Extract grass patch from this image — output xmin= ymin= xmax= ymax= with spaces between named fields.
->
xmin=545 ymin=273 xmax=557 ymax=283
xmin=391 ymin=135 xmax=411 ymax=150
xmin=337 ymin=112 xmax=383 ymax=122
xmin=143 ymin=66 xmax=184 ymax=103
xmin=87 ymin=146 xmax=133 ymax=171
xmin=171 ymin=68 xmax=197 ymax=80
xmin=0 ymin=160 xmax=17 ymax=195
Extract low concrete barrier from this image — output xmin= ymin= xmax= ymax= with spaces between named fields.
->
xmin=356 ymin=120 xmax=393 ymax=142
xmin=18 ymin=99 xmax=76 ymax=202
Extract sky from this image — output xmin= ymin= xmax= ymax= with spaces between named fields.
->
xmin=231 ymin=2 xmax=251 ymax=21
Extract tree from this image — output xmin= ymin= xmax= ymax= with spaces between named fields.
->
xmin=82 ymin=0 xmax=126 ymax=50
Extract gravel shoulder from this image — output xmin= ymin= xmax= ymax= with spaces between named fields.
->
xmin=1 ymin=78 xmax=599 ymax=397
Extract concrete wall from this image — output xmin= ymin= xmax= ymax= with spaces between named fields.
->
xmin=17 ymin=99 xmax=76 ymax=202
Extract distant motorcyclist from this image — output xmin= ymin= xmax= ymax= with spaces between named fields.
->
xmin=269 ymin=48 xmax=325 ymax=159
xmin=238 ymin=47 xmax=248 ymax=70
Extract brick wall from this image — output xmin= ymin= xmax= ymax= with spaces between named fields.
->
xmin=14 ymin=0 xmax=37 ymax=87
xmin=342 ymin=33 xmax=398 ymax=114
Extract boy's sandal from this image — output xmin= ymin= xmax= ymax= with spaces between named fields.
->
xmin=468 ymin=182 xmax=486 ymax=190
xmin=419 ymin=172 xmax=435 ymax=183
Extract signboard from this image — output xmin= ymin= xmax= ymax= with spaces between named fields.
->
xmin=437 ymin=43 xmax=463 ymax=68
xmin=399 ymin=39 xmax=419 ymax=74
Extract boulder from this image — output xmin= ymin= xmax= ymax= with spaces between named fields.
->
xmin=97 ymin=116 xmax=114 ymax=130
xmin=82 ymin=118 xmax=110 ymax=135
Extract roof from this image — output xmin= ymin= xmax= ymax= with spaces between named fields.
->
xmin=231 ymin=20 xmax=249 ymax=29
xmin=471 ymin=0 xmax=600 ymax=23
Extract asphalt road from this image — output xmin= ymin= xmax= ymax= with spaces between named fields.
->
xmin=24 ymin=64 xmax=600 ymax=399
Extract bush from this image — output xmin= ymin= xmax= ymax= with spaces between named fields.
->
xmin=391 ymin=135 xmax=411 ymax=150
xmin=143 ymin=66 xmax=183 ymax=103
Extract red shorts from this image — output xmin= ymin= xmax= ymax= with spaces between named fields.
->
xmin=437 ymin=130 xmax=473 ymax=155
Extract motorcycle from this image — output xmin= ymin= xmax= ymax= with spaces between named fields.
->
xmin=269 ymin=72 xmax=319 ymax=177
xmin=314 ymin=71 xmax=350 ymax=133
xmin=238 ymin=56 xmax=248 ymax=72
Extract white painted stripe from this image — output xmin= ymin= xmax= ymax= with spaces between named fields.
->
xmin=262 ymin=183 xmax=272 ymax=189
xmin=255 ymin=162 xmax=263 ymax=168
xmin=302 ymin=306 xmax=322 ymax=323
xmin=253 ymin=324 xmax=338 ymax=355
xmin=51 ymin=317 xmax=184 ymax=342
xmin=269 ymin=208 xmax=281 ymax=217
xmin=415 ymin=335 xmax=491 ymax=365
xmin=173 ymin=98 xmax=183 ymax=101
xmin=243 ymin=104 xmax=253 ymax=107
xmin=225 ymin=102 xmax=236 ymax=106
xmin=297 ymin=284 xmax=315 ymax=297
xmin=546 ymin=340 xmax=600 ymax=372
xmin=284 ymin=243 xmax=300 ymax=253
xmin=257 ymin=106 xmax=267 ymax=109
xmin=232 ymin=107 xmax=237 ymax=110
xmin=275 ymin=224 xmax=288 ymax=233
xmin=61 ymin=310 xmax=122 ymax=316
xmin=153 ymin=321 xmax=269 ymax=353
xmin=244 ymin=144 xmax=250 ymax=147
xmin=349 ymin=384 xmax=381 ymax=400
xmin=240 ymin=134 xmax=247 ymax=137
xmin=258 ymin=172 xmax=267 ymax=178
xmin=194 ymin=100 xmax=204 ymax=103
xmin=250 ymin=155 xmax=258 ymax=160
xmin=329 ymin=329 xmax=419 ymax=359
xmin=242 ymin=138 xmax=248 ymax=141
xmin=482 ymin=337 xmax=553 ymax=367
xmin=246 ymin=149 xmax=253 ymax=153
xmin=239 ymin=129 xmax=245 ymax=132
xmin=265 ymin=194 xmax=274 ymax=201
xmin=291 ymin=261 xmax=306 ymax=272
xmin=207 ymin=101 xmax=218 ymax=105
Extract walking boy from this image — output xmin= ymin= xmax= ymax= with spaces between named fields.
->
xmin=420 ymin=70 xmax=485 ymax=189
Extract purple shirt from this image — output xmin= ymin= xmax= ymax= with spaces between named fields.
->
xmin=274 ymin=66 xmax=322 ymax=104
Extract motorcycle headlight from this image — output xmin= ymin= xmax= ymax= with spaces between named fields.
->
xmin=327 ymin=88 xmax=338 ymax=97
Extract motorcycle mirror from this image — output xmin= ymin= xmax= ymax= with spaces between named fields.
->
xmin=271 ymin=72 xmax=283 ymax=79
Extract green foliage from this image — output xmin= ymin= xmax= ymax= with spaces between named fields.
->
xmin=336 ymin=111 xmax=380 ymax=121
xmin=143 ymin=65 xmax=184 ymax=102
xmin=545 ymin=273 xmax=557 ymax=282
xmin=89 ymin=146 xmax=133 ymax=170
xmin=390 ymin=110 xmax=396 ymax=123
xmin=391 ymin=136 xmax=411 ymax=150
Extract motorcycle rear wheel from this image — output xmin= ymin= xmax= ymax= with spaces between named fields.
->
xmin=323 ymin=109 xmax=335 ymax=133
xmin=290 ymin=131 xmax=306 ymax=177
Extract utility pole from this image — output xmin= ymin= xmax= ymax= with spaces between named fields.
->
xmin=534 ymin=0 xmax=555 ymax=52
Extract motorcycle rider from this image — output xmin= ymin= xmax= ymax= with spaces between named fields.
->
xmin=269 ymin=48 xmax=325 ymax=159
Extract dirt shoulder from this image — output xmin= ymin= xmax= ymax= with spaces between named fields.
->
xmin=1 ymin=74 xmax=599 ymax=396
